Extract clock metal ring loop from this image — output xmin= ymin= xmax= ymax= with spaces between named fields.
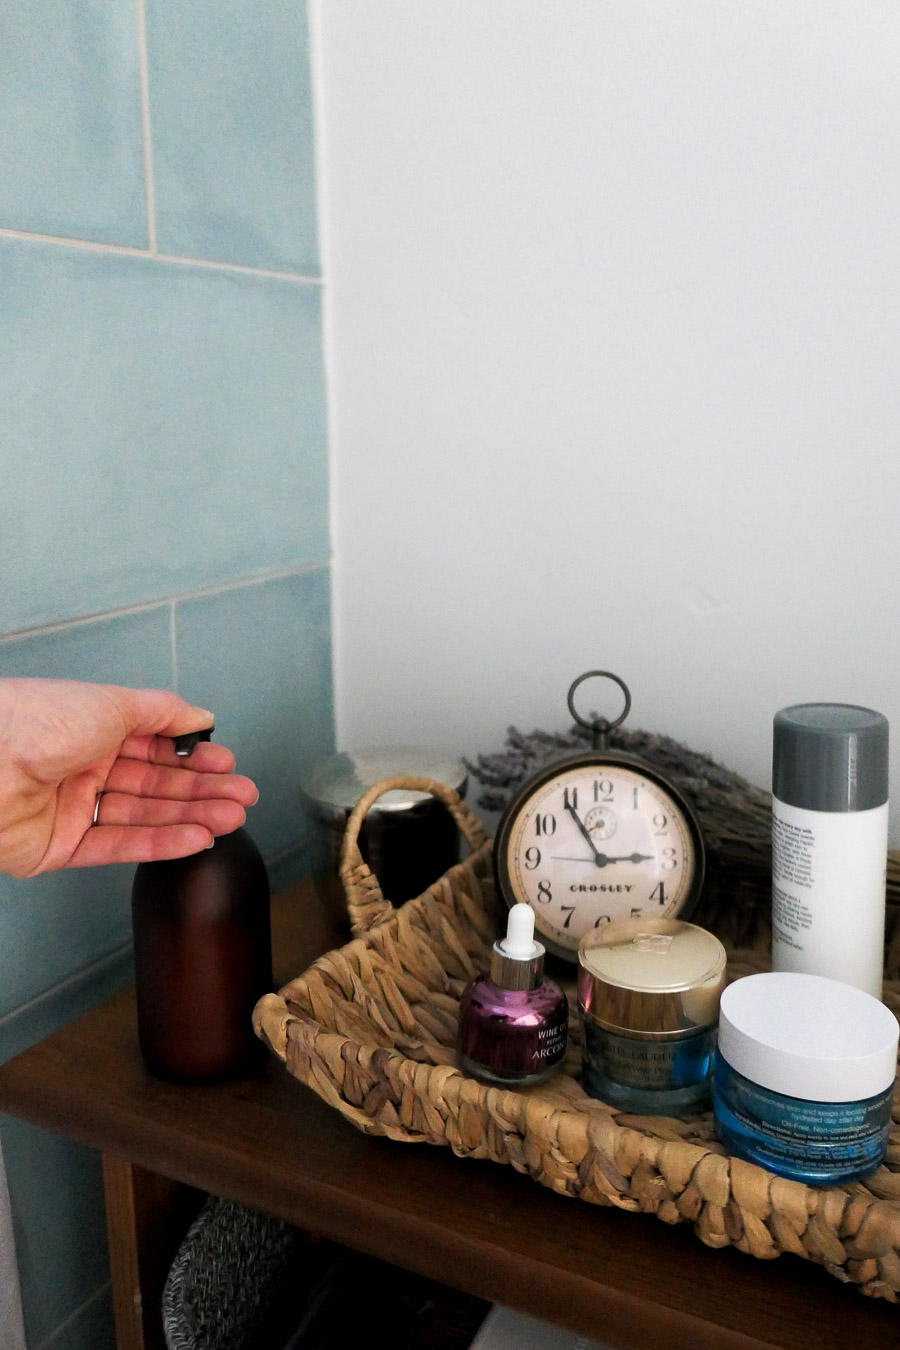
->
xmin=566 ymin=670 xmax=632 ymax=750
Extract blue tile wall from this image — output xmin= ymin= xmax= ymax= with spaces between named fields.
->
xmin=0 ymin=605 xmax=173 ymax=686
xmin=0 ymin=6 xmax=332 ymax=1347
xmin=175 ymin=568 xmax=335 ymax=868
xmin=0 ymin=945 xmax=133 ymax=1069
xmin=1 ymin=241 xmax=328 ymax=635
xmin=1 ymin=1117 xmax=111 ymax=1350
xmin=0 ymin=865 xmax=133 ymax=1021
xmin=0 ymin=1 xmax=146 ymax=246
xmin=146 ymin=0 xmax=319 ymax=272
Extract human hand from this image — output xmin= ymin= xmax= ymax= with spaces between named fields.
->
xmin=0 ymin=679 xmax=259 ymax=878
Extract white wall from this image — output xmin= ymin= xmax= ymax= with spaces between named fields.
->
xmin=312 ymin=2 xmax=900 ymax=837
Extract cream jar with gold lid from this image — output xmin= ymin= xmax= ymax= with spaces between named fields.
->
xmin=577 ymin=917 xmax=727 ymax=1115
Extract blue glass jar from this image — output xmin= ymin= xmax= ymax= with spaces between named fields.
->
xmin=714 ymin=972 xmax=898 ymax=1186
xmin=580 ymin=1016 xmax=718 ymax=1114
xmin=577 ymin=918 xmax=727 ymax=1116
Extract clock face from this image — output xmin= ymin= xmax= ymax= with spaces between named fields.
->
xmin=494 ymin=758 xmax=703 ymax=959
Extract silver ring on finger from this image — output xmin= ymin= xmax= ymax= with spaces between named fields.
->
xmin=92 ymin=791 xmax=106 ymax=826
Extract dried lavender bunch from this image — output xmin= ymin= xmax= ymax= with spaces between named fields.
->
xmin=467 ymin=723 xmax=768 ymax=851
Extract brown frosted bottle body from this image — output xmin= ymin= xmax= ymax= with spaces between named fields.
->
xmin=131 ymin=827 xmax=273 ymax=1083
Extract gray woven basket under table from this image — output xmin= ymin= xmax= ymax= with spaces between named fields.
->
xmin=254 ymin=775 xmax=900 ymax=1305
xmin=162 ymin=1197 xmax=306 ymax=1350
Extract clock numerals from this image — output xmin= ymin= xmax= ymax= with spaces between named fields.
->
xmin=595 ymin=905 xmax=646 ymax=929
xmin=498 ymin=756 xmax=703 ymax=960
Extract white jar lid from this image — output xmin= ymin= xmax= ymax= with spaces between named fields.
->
xmin=719 ymin=972 xmax=899 ymax=1103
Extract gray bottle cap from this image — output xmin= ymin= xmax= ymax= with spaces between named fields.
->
xmin=773 ymin=704 xmax=889 ymax=812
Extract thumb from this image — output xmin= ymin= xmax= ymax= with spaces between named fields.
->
xmin=103 ymin=685 xmax=215 ymax=739
xmin=1 ymin=680 xmax=215 ymax=790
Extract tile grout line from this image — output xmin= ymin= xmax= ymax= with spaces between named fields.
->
xmin=135 ymin=0 xmax=157 ymax=253
xmin=0 ymin=227 xmax=322 ymax=285
xmin=0 ymin=943 xmax=132 ymax=1036
xmin=169 ymin=600 xmax=179 ymax=695
xmin=0 ymin=560 xmax=332 ymax=644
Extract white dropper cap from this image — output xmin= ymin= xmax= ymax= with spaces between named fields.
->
xmin=491 ymin=904 xmax=546 ymax=990
xmin=501 ymin=903 xmax=540 ymax=958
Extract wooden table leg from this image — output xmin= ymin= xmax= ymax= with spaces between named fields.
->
xmin=102 ymin=1155 xmax=204 ymax=1350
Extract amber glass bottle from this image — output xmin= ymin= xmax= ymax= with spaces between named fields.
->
xmin=131 ymin=827 xmax=273 ymax=1083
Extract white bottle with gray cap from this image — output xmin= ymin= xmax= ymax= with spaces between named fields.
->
xmin=772 ymin=703 xmax=889 ymax=1000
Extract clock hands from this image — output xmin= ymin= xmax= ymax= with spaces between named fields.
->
xmin=564 ymin=800 xmax=606 ymax=865
xmin=552 ymin=853 xmax=655 ymax=867
xmin=563 ymin=801 xmax=653 ymax=869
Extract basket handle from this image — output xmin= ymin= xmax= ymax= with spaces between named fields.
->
xmin=338 ymin=775 xmax=490 ymax=937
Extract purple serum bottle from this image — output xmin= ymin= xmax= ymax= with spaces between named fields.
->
xmin=457 ymin=903 xmax=569 ymax=1086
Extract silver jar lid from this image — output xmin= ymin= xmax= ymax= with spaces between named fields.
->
xmin=299 ymin=747 xmax=467 ymax=813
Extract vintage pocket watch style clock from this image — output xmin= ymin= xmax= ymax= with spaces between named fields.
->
xmin=493 ymin=671 xmax=706 ymax=961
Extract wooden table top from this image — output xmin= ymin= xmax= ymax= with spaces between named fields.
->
xmin=0 ymin=880 xmax=895 ymax=1350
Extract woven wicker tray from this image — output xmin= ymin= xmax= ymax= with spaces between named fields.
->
xmin=254 ymin=777 xmax=900 ymax=1304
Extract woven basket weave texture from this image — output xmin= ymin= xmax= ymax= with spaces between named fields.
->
xmin=254 ymin=775 xmax=900 ymax=1305
xmin=162 ymin=1198 xmax=303 ymax=1350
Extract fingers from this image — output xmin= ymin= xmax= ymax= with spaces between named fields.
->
xmin=94 ymin=792 xmax=247 ymax=833
xmin=66 ymin=823 xmax=219 ymax=869
xmin=118 ymin=734 xmax=237 ymax=774
xmin=110 ymin=795 xmax=245 ymax=832
xmin=103 ymin=757 xmax=259 ymax=806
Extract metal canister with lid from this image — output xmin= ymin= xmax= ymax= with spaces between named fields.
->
xmin=299 ymin=748 xmax=468 ymax=923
